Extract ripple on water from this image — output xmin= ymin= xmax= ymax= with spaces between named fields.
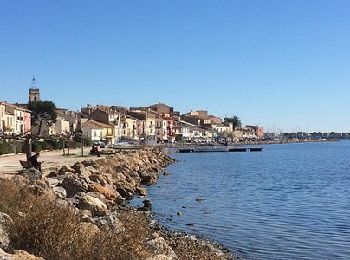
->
xmin=147 ymin=142 xmax=350 ymax=259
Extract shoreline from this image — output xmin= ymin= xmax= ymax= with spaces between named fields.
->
xmin=0 ymin=147 xmax=235 ymax=259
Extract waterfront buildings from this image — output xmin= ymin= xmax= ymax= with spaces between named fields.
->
xmin=0 ymin=102 xmax=31 ymax=135
xmin=1 ymin=79 xmax=269 ymax=143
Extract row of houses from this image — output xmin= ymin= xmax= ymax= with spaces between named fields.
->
xmin=80 ymin=103 xmax=264 ymax=144
xmin=1 ymin=80 xmax=264 ymax=142
xmin=0 ymin=102 xmax=31 ymax=136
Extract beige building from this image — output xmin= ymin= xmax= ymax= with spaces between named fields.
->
xmin=0 ymin=103 xmax=5 ymax=134
xmin=81 ymin=120 xmax=115 ymax=143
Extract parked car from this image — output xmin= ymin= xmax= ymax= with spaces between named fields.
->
xmin=93 ymin=141 xmax=106 ymax=148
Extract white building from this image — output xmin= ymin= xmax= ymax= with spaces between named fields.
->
xmin=81 ymin=120 xmax=115 ymax=143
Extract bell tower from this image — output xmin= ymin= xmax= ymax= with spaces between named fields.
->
xmin=29 ymin=77 xmax=40 ymax=102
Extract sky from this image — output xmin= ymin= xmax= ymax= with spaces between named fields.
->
xmin=0 ymin=0 xmax=350 ymax=132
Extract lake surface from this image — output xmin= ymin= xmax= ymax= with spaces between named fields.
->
xmin=147 ymin=141 xmax=350 ymax=259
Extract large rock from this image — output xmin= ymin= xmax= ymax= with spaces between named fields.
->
xmin=61 ymin=175 xmax=89 ymax=197
xmin=0 ymin=212 xmax=12 ymax=251
xmin=92 ymin=212 xmax=124 ymax=233
xmin=72 ymin=162 xmax=93 ymax=181
xmin=135 ymin=186 xmax=147 ymax=196
xmin=58 ymin=165 xmax=75 ymax=174
xmin=77 ymin=222 xmax=100 ymax=238
xmin=145 ymin=233 xmax=177 ymax=260
xmin=112 ymin=172 xmax=126 ymax=183
xmin=88 ymin=184 xmax=118 ymax=201
xmin=52 ymin=186 xmax=67 ymax=199
xmin=0 ymin=248 xmax=44 ymax=259
xmin=139 ymin=172 xmax=158 ymax=185
xmin=22 ymin=168 xmax=42 ymax=181
xmin=115 ymin=184 xmax=134 ymax=199
xmin=77 ymin=194 xmax=107 ymax=217
xmin=26 ymin=179 xmax=55 ymax=199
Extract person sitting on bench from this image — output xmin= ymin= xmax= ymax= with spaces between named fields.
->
xmin=29 ymin=152 xmax=42 ymax=171
xmin=90 ymin=145 xmax=101 ymax=157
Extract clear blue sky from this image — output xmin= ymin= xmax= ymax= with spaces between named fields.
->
xmin=1 ymin=0 xmax=350 ymax=132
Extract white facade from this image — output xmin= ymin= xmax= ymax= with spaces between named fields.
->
xmin=4 ymin=113 xmax=15 ymax=134
xmin=145 ymin=117 xmax=156 ymax=137
xmin=53 ymin=117 xmax=70 ymax=135
xmin=81 ymin=120 xmax=115 ymax=143
xmin=82 ymin=125 xmax=104 ymax=141
xmin=0 ymin=104 xmax=5 ymax=133
xmin=14 ymin=109 xmax=24 ymax=134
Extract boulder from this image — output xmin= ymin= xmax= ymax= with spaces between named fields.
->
xmin=77 ymin=194 xmax=108 ymax=217
xmin=26 ymin=179 xmax=55 ymax=199
xmin=112 ymin=172 xmax=126 ymax=183
xmin=79 ymin=210 xmax=92 ymax=222
xmin=146 ymin=255 xmax=175 ymax=260
xmin=0 ymin=212 xmax=12 ymax=251
xmin=138 ymin=199 xmax=152 ymax=211
xmin=0 ymin=248 xmax=44 ymax=259
xmin=139 ymin=172 xmax=158 ymax=185
xmin=85 ymin=166 xmax=100 ymax=175
xmin=115 ymin=184 xmax=134 ymax=199
xmin=88 ymin=184 xmax=118 ymax=201
xmin=135 ymin=186 xmax=147 ymax=196
xmin=72 ymin=162 xmax=92 ymax=180
xmin=145 ymin=233 xmax=177 ymax=260
xmin=58 ymin=165 xmax=75 ymax=174
xmin=77 ymin=222 xmax=100 ymax=237
xmin=52 ymin=186 xmax=67 ymax=199
xmin=93 ymin=212 xmax=124 ymax=233
xmin=81 ymin=160 xmax=98 ymax=168
xmin=22 ymin=168 xmax=42 ymax=181
xmin=88 ymin=174 xmax=103 ymax=184
xmin=46 ymin=177 xmax=60 ymax=187
xmin=61 ymin=175 xmax=89 ymax=197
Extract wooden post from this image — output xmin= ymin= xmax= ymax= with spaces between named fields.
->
xmin=62 ymin=137 xmax=66 ymax=156
xmin=25 ymin=134 xmax=32 ymax=162
xmin=81 ymin=130 xmax=84 ymax=156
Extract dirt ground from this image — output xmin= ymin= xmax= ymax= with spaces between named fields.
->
xmin=0 ymin=148 xmax=101 ymax=177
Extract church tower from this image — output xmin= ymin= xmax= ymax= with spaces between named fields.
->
xmin=29 ymin=77 xmax=40 ymax=102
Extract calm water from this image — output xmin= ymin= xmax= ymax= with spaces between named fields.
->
xmin=147 ymin=141 xmax=350 ymax=259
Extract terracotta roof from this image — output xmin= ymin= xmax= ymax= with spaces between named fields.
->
xmin=0 ymin=102 xmax=31 ymax=113
xmin=82 ymin=120 xmax=113 ymax=129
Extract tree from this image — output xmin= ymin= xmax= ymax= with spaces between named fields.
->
xmin=224 ymin=115 xmax=242 ymax=131
xmin=28 ymin=101 xmax=57 ymax=136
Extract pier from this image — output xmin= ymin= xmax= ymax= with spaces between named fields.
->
xmin=178 ymin=146 xmax=263 ymax=153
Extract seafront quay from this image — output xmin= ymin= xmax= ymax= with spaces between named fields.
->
xmin=0 ymin=148 xmax=234 ymax=260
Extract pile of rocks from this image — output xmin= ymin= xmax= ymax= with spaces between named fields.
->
xmin=43 ymin=148 xmax=174 ymax=213
xmin=13 ymin=148 xmax=178 ymax=259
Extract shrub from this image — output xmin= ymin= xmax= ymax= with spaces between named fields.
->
xmin=0 ymin=141 xmax=13 ymax=155
xmin=0 ymin=179 xmax=153 ymax=260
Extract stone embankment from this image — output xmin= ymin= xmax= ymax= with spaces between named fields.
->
xmin=0 ymin=147 xmax=234 ymax=260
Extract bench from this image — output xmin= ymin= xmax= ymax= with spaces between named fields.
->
xmin=19 ymin=160 xmax=31 ymax=169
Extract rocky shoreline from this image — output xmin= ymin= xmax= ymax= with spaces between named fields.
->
xmin=0 ymin=147 xmax=235 ymax=259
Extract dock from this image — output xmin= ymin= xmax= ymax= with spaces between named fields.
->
xmin=178 ymin=146 xmax=263 ymax=153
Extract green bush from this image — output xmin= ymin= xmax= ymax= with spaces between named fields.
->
xmin=32 ymin=141 xmax=43 ymax=152
xmin=13 ymin=141 xmax=25 ymax=154
xmin=0 ymin=141 xmax=13 ymax=155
